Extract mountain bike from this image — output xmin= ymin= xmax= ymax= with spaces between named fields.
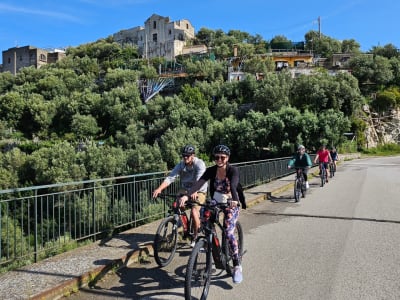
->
xmin=319 ymin=162 xmax=328 ymax=187
xmin=153 ymin=194 xmax=198 ymax=267
xmin=184 ymin=200 xmax=244 ymax=300
xmin=294 ymin=168 xmax=306 ymax=202
xmin=329 ymin=161 xmax=336 ymax=177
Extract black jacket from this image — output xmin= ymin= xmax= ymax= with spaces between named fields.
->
xmin=188 ymin=163 xmax=240 ymax=201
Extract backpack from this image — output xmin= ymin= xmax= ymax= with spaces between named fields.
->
xmin=237 ymin=182 xmax=247 ymax=209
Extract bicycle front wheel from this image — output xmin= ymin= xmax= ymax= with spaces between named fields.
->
xmin=294 ymin=179 xmax=302 ymax=202
xmin=224 ymin=221 xmax=244 ymax=276
xmin=185 ymin=238 xmax=211 ymax=300
xmin=153 ymin=216 xmax=178 ymax=267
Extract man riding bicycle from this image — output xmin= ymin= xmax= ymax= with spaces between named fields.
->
xmin=152 ymin=145 xmax=208 ymax=247
xmin=288 ymin=145 xmax=312 ymax=189
xmin=313 ymin=144 xmax=332 ymax=181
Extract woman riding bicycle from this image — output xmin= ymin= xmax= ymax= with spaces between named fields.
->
xmin=180 ymin=144 xmax=243 ymax=284
xmin=288 ymin=144 xmax=312 ymax=189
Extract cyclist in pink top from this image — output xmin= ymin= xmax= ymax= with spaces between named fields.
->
xmin=313 ymin=145 xmax=332 ymax=180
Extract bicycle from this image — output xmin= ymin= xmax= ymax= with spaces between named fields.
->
xmin=294 ymin=168 xmax=306 ymax=202
xmin=184 ymin=200 xmax=244 ymax=300
xmin=329 ymin=161 xmax=336 ymax=177
xmin=153 ymin=194 xmax=199 ymax=267
xmin=319 ymin=162 xmax=328 ymax=187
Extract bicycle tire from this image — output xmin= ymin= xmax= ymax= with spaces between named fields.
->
xmin=294 ymin=178 xmax=301 ymax=202
xmin=301 ymin=177 xmax=306 ymax=198
xmin=184 ymin=238 xmax=211 ymax=300
xmin=153 ymin=216 xmax=178 ymax=267
xmin=223 ymin=221 xmax=244 ymax=276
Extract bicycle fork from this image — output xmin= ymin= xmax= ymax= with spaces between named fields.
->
xmin=210 ymin=230 xmax=226 ymax=269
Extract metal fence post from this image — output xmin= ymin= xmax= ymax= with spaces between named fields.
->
xmin=34 ymin=189 xmax=38 ymax=263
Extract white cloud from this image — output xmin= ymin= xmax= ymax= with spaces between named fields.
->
xmin=0 ymin=3 xmax=82 ymax=23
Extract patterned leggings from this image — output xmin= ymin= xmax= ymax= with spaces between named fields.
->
xmin=224 ymin=206 xmax=240 ymax=264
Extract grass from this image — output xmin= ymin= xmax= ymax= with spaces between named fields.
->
xmin=361 ymin=143 xmax=400 ymax=156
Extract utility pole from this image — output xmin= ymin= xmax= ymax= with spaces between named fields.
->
xmin=318 ymin=16 xmax=321 ymax=39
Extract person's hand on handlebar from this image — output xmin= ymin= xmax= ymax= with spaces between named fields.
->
xmin=228 ymin=199 xmax=239 ymax=208
xmin=152 ymin=188 xmax=162 ymax=199
xmin=179 ymin=194 xmax=189 ymax=207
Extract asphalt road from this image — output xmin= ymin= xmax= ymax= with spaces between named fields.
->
xmin=66 ymin=156 xmax=400 ymax=300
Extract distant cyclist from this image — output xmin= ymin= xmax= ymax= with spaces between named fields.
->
xmin=288 ymin=145 xmax=312 ymax=189
xmin=313 ymin=145 xmax=332 ymax=181
xmin=330 ymin=147 xmax=339 ymax=170
xmin=152 ymin=145 xmax=207 ymax=247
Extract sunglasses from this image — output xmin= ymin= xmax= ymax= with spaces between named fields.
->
xmin=214 ymin=155 xmax=227 ymax=161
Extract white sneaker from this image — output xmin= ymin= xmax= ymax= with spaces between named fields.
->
xmin=190 ymin=241 xmax=195 ymax=248
xmin=232 ymin=265 xmax=243 ymax=284
xmin=306 ymin=182 xmax=310 ymax=189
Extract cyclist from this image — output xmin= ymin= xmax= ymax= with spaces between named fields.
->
xmin=180 ymin=144 xmax=243 ymax=284
xmin=152 ymin=145 xmax=207 ymax=247
xmin=288 ymin=145 xmax=312 ymax=189
xmin=313 ymin=144 xmax=332 ymax=181
xmin=330 ymin=147 xmax=339 ymax=170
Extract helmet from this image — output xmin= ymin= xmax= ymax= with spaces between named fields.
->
xmin=181 ymin=145 xmax=195 ymax=155
xmin=298 ymin=144 xmax=305 ymax=150
xmin=212 ymin=144 xmax=231 ymax=156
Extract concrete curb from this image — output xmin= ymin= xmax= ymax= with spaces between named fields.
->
xmin=32 ymin=243 xmax=154 ymax=300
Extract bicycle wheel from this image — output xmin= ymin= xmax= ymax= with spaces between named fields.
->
xmin=223 ymin=221 xmax=244 ymax=276
xmin=153 ymin=216 xmax=178 ymax=267
xmin=294 ymin=179 xmax=301 ymax=202
xmin=185 ymin=238 xmax=211 ymax=300
xmin=329 ymin=164 xmax=334 ymax=178
xmin=301 ymin=178 xmax=306 ymax=198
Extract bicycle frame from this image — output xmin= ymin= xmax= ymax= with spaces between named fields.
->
xmin=319 ymin=162 xmax=327 ymax=187
xmin=185 ymin=200 xmax=244 ymax=300
xmin=294 ymin=168 xmax=306 ymax=202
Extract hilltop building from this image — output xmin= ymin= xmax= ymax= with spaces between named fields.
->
xmin=113 ymin=14 xmax=199 ymax=60
xmin=2 ymin=46 xmax=66 ymax=75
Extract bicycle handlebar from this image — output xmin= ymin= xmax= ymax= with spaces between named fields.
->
xmin=154 ymin=193 xmax=201 ymax=208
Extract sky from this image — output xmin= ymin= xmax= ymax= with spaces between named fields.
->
xmin=0 ymin=0 xmax=398 ymax=64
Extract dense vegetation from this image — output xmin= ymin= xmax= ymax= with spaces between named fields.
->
xmin=1 ymin=30 xmax=400 ymax=190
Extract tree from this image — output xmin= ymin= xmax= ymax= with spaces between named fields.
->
xmin=254 ymin=72 xmax=291 ymax=113
xmin=0 ymin=91 xmax=25 ymax=128
xmin=269 ymin=35 xmax=293 ymax=50
xmin=341 ymin=39 xmax=361 ymax=54
xmin=371 ymin=44 xmax=400 ymax=59
xmin=212 ymin=97 xmax=238 ymax=120
xmin=71 ymin=114 xmax=101 ymax=139
xmin=179 ymin=84 xmax=208 ymax=108
xmin=25 ymin=141 xmax=87 ymax=185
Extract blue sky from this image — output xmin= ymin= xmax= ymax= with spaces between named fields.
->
xmin=0 ymin=0 xmax=398 ymax=64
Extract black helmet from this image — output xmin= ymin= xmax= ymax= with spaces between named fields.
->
xmin=181 ymin=145 xmax=195 ymax=155
xmin=212 ymin=144 xmax=231 ymax=156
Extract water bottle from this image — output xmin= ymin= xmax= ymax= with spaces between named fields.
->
xmin=181 ymin=214 xmax=188 ymax=232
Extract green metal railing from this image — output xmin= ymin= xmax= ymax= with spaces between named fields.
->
xmin=0 ymin=156 xmax=312 ymax=269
